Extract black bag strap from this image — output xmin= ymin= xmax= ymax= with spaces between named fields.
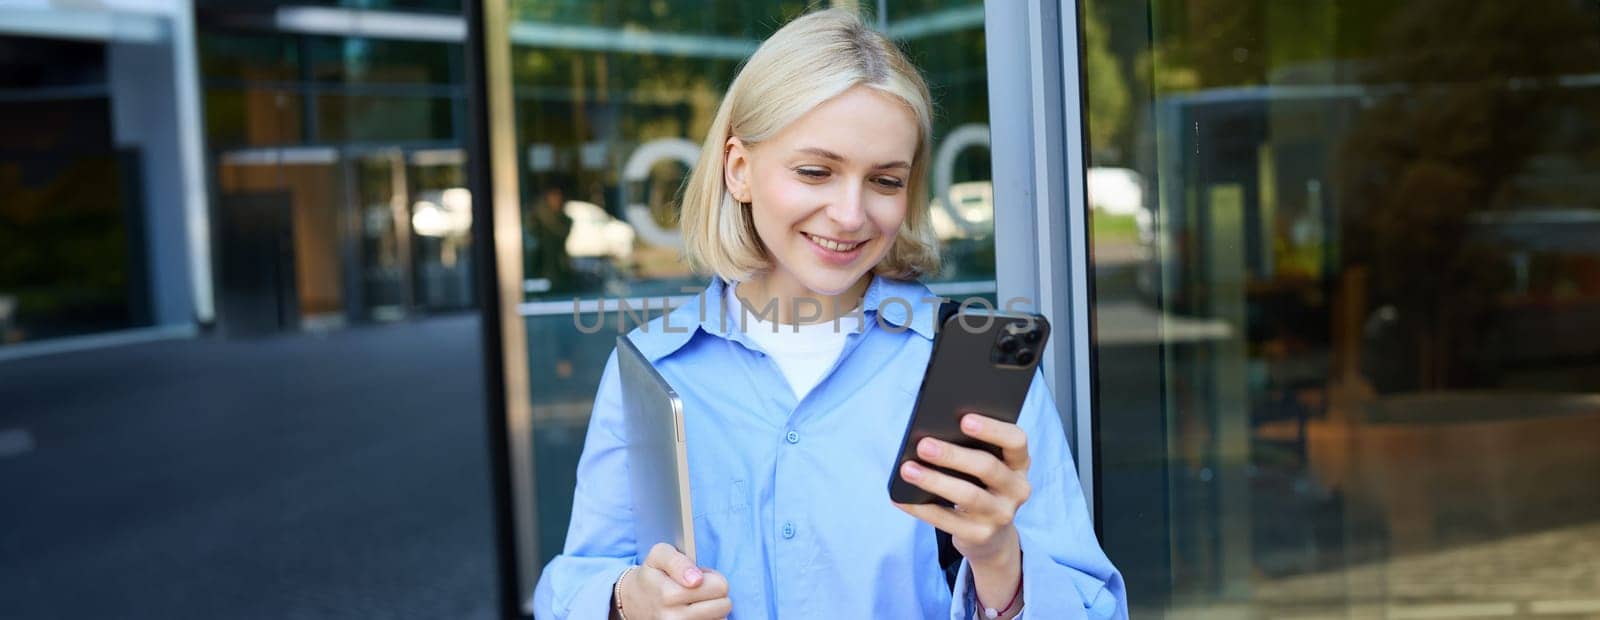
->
xmin=937 ymin=528 xmax=961 ymax=590
xmin=934 ymin=297 xmax=966 ymax=588
xmin=933 ymin=299 xmax=966 ymax=590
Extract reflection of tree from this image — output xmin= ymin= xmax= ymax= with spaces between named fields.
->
xmin=1139 ymin=0 xmax=1264 ymax=94
xmin=895 ymin=9 xmax=989 ymax=140
xmin=1335 ymin=0 xmax=1600 ymax=389
xmin=1082 ymin=0 xmax=1130 ymax=162
xmin=510 ymin=0 xmax=811 ymax=39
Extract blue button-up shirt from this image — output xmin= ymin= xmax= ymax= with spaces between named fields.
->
xmin=533 ymin=275 xmax=1126 ymax=619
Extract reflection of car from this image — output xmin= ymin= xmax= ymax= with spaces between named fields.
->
xmin=1087 ymin=167 xmax=1144 ymax=215
xmin=1087 ymin=166 xmax=1152 ymax=247
xmin=563 ymin=200 xmax=635 ymax=260
xmin=411 ymin=188 xmax=473 ymax=238
xmin=929 ymin=172 xmax=1154 ymax=243
xmin=929 ymin=181 xmax=993 ymax=240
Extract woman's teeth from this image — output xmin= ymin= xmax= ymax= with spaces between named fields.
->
xmin=805 ymin=233 xmax=864 ymax=252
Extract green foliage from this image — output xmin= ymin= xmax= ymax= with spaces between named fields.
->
xmin=1083 ymin=0 xmax=1131 ymax=162
xmin=1091 ymin=212 xmax=1141 ymax=245
xmin=0 ymin=157 xmax=131 ymax=326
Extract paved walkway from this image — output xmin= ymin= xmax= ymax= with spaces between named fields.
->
xmin=1160 ymin=519 xmax=1600 ymax=619
xmin=0 ymin=316 xmax=497 ymax=619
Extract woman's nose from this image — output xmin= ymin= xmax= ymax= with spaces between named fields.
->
xmin=825 ymin=185 xmax=866 ymax=230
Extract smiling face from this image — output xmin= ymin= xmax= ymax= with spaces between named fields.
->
xmin=724 ymin=85 xmax=921 ymax=298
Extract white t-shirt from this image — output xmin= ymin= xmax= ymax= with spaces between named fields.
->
xmin=725 ymin=283 xmax=860 ymax=401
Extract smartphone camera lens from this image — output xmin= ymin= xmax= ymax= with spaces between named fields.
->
xmin=1015 ymin=349 xmax=1035 ymax=366
xmin=998 ymin=334 xmax=1020 ymax=354
xmin=1023 ymin=329 xmax=1041 ymax=344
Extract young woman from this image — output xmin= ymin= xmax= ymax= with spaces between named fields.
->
xmin=533 ymin=9 xmax=1125 ymax=620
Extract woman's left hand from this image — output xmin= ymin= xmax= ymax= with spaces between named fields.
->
xmin=892 ymin=412 xmax=1031 ymax=566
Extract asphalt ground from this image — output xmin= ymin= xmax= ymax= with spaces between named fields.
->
xmin=0 ymin=315 xmax=499 ymax=619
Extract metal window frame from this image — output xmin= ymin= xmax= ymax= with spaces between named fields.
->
xmin=464 ymin=0 xmax=537 ymax=617
xmin=985 ymin=0 xmax=1097 ymax=517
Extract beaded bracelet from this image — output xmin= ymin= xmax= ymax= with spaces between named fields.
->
xmin=977 ymin=572 xmax=1023 ymax=619
xmin=613 ymin=566 xmax=638 ymax=620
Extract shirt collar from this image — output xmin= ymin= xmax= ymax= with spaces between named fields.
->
xmin=628 ymin=274 xmax=943 ymax=363
xmin=860 ymin=274 xmax=942 ymax=339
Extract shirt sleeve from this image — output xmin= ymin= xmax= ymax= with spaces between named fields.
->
xmin=946 ymin=370 xmax=1128 ymax=620
xmin=532 ymin=350 xmax=636 ymax=620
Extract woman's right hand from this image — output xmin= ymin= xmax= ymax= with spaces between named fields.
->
xmin=614 ymin=543 xmax=732 ymax=620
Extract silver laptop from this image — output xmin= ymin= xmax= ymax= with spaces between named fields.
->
xmin=615 ymin=335 xmax=696 ymax=564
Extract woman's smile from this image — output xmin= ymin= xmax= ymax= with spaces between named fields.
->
xmin=801 ymin=231 xmax=870 ymax=265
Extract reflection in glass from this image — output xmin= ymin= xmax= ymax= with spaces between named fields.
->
xmin=1084 ymin=0 xmax=1600 ymax=615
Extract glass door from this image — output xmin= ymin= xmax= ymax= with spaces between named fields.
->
xmin=406 ymin=149 xmax=474 ymax=311
xmin=214 ymin=148 xmax=348 ymax=331
xmin=349 ymin=149 xmax=414 ymax=321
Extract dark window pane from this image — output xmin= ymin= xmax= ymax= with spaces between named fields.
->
xmin=196 ymin=0 xmax=463 ymax=13
xmin=315 ymin=93 xmax=458 ymax=142
xmin=199 ymin=31 xmax=299 ymax=82
xmin=305 ymin=36 xmax=462 ymax=85
xmin=204 ymin=87 xmax=305 ymax=147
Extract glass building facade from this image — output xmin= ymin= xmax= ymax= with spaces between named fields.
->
xmin=1083 ymin=1 xmax=1600 ymax=615
xmin=2 ymin=1 xmax=1598 ymax=618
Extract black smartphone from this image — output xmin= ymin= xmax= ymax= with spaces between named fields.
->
xmin=888 ymin=303 xmax=1051 ymax=505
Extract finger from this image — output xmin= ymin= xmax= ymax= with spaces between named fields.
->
xmin=637 ymin=565 xmax=689 ymax=605
xmin=899 ymin=460 xmax=1003 ymax=519
xmin=916 ymin=437 xmax=1022 ymax=496
xmin=683 ymin=595 xmax=733 ymax=619
xmin=960 ymin=413 xmax=1030 ymax=471
xmin=644 ymin=542 xmax=703 ymax=588
xmin=893 ymin=501 xmax=985 ymax=541
xmin=689 ymin=569 xmax=730 ymax=601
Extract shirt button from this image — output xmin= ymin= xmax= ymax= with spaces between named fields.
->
xmin=781 ymin=522 xmax=796 ymax=539
xmin=785 ymin=430 xmax=800 ymax=444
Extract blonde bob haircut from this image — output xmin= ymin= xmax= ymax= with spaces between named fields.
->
xmin=680 ymin=8 xmax=940 ymax=282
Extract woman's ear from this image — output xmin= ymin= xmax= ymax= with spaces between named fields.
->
xmin=724 ymin=137 xmax=752 ymax=204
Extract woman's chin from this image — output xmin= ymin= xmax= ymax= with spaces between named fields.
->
xmin=796 ymin=269 xmax=872 ymax=297
xmin=766 ymin=245 xmax=885 ymax=297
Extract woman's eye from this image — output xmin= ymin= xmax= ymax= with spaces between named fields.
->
xmin=873 ymin=176 xmax=906 ymax=189
xmin=796 ymin=167 xmax=830 ymax=179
